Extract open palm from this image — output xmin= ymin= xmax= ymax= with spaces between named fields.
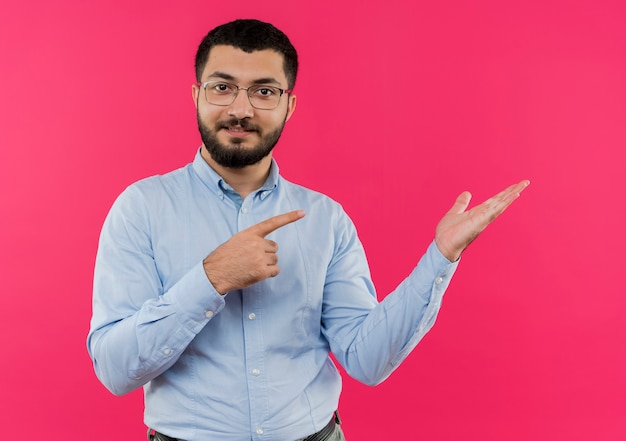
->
xmin=435 ymin=180 xmax=530 ymax=262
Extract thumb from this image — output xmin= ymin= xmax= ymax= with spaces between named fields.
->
xmin=447 ymin=191 xmax=472 ymax=215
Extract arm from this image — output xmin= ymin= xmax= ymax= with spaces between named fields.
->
xmin=321 ymin=221 xmax=456 ymax=385
xmin=87 ymin=186 xmax=225 ymax=395
xmin=323 ymin=180 xmax=530 ymax=385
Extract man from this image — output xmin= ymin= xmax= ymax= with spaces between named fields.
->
xmin=87 ymin=19 xmax=529 ymax=441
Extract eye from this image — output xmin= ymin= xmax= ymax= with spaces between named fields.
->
xmin=252 ymin=86 xmax=279 ymax=98
xmin=210 ymin=82 xmax=235 ymax=94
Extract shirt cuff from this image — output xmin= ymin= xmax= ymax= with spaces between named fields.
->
xmin=165 ymin=261 xmax=226 ymax=334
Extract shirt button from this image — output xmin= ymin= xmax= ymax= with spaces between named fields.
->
xmin=256 ymin=427 xmax=264 ymax=435
xmin=163 ymin=348 xmax=172 ymax=356
xmin=435 ymin=277 xmax=444 ymax=285
xmin=241 ymin=207 xmax=248 ymax=214
xmin=248 ymin=313 xmax=256 ymax=320
xmin=205 ymin=310 xmax=214 ymax=318
xmin=251 ymin=368 xmax=260 ymax=376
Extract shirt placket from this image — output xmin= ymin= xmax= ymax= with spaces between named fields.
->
xmin=238 ymin=193 xmax=270 ymax=439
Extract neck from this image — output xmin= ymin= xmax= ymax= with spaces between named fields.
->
xmin=200 ymin=147 xmax=272 ymax=200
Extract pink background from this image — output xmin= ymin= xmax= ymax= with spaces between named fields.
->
xmin=1 ymin=0 xmax=625 ymax=439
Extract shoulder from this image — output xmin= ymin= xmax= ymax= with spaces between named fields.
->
xmin=131 ymin=163 xmax=194 ymax=195
xmin=277 ymin=177 xmax=357 ymax=237
xmin=108 ymin=162 xmax=194 ymax=218
xmin=279 ymin=177 xmax=344 ymax=213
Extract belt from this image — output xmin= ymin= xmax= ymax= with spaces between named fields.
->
xmin=148 ymin=412 xmax=340 ymax=441
xmin=302 ymin=411 xmax=340 ymax=441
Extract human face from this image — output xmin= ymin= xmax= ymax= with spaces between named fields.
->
xmin=192 ymin=45 xmax=297 ymax=169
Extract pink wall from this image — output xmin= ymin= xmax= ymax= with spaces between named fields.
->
xmin=1 ymin=0 xmax=625 ymax=439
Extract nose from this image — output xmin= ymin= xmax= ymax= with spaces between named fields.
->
xmin=227 ymin=89 xmax=254 ymax=119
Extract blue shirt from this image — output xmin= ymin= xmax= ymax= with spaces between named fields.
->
xmin=87 ymin=149 xmax=458 ymax=441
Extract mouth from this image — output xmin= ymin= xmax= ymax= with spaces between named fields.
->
xmin=219 ymin=120 xmax=259 ymax=139
xmin=224 ymin=125 xmax=255 ymax=138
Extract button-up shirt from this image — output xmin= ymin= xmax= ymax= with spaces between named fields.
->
xmin=87 ymin=149 xmax=458 ymax=440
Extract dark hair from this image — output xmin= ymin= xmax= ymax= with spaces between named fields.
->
xmin=195 ymin=19 xmax=298 ymax=90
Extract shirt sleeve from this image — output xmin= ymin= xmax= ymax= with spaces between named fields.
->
xmin=87 ymin=185 xmax=225 ymax=396
xmin=321 ymin=210 xmax=459 ymax=386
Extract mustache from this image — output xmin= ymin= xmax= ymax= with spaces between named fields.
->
xmin=217 ymin=118 xmax=260 ymax=132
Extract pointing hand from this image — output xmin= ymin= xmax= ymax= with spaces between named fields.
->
xmin=203 ymin=210 xmax=306 ymax=295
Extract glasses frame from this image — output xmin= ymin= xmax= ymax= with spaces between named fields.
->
xmin=196 ymin=81 xmax=292 ymax=110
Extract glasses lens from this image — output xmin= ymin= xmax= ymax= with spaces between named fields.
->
xmin=204 ymin=82 xmax=237 ymax=106
xmin=248 ymin=86 xmax=282 ymax=110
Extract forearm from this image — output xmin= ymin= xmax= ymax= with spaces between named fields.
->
xmin=327 ymin=241 xmax=458 ymax=385
xmin=88 ymin=261 xmax=224 ymax=395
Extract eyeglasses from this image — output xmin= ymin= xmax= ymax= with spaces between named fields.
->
xmin=197 ymin=81 xmax=292 ymax=110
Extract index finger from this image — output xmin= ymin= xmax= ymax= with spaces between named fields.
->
xmin=487 ymin=179 xmax=531 ymax=210
xmin=247 ymin=210 xmax=306 ymax=237
xmin=475 ymin=179 xmax=530 ymax=223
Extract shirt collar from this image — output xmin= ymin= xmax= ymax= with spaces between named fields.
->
xmin=191 ymin=147 xmax=280 ymax=198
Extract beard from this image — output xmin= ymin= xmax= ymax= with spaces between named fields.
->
xmin=197 ymin=113 xmax=286 ymax=169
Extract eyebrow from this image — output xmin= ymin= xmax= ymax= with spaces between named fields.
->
xmin=206 ymin=71 xmax=283 ymax=87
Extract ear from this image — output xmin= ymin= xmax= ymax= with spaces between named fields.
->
xmin=191 ymin=83 xmax=201 ymax=109
xmin=285 ymin=93 xmax=297 ymax=122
